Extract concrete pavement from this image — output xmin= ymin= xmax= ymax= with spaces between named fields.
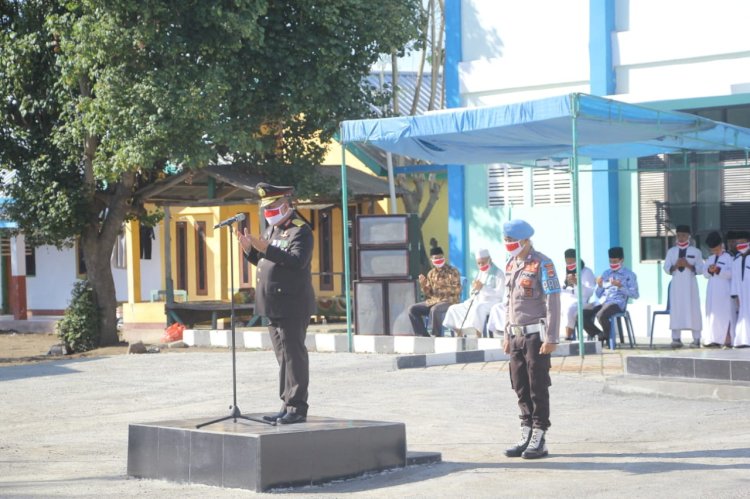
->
xmin=2 ymin=348 xmax=749 ymax=498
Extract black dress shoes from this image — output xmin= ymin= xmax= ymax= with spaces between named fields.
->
xmin=263 ymin=411 xmax=286 ymax=422
xmin=277 ymin=413 xmax=307 ymax=425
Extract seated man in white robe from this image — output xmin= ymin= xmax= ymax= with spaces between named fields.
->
xmin=486 ymin=300 xmax=506 ymax=339
xmin=559 ymin=248 xmax=596 ymax=340
xmin=443 ymin=249 xmax=505 ymax=337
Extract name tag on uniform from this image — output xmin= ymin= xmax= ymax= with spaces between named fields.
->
xmin=271 ymin=240 xmax=290 ymax=249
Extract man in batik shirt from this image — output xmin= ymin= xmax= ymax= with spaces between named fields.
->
xmin=408 ymin=246 xmax=462 ymax=336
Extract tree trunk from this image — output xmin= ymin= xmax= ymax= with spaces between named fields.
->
xmin=396 ymin=173 xmax=443 ymax=274
xmin=410 ymin=0 xmax=431 ymax=115
xmin=82 ymin=229 xmax=120 ymax=346
xmin=428 ymin=0 xmax=444 ymax=111
xmin=78 ymin=75 xmax=137 ymax=347
xmin=80 ymin=178 xmax=133 ymax=346
xmin=391 ymin=51 xmax=400 ymax=115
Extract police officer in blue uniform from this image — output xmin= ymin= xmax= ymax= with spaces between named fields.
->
xmin=237 ymin=183 xmax=316 ymax=424
xmin=501 ymin=219 xmax=561 ymax=459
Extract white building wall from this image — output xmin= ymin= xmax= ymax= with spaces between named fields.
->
xmin=138 ymin=222 xmax=163 ymax=300
xmin=26 ymin=246 xmax=78 ymax=310
xmin=460 ymin=0 xmax=590 ymax=106
xmin=461 ymin=0 xmax=750 ymax=105
xmin=26 ymin=223 xmax=163 ymax=311
xmin=614 ymin=0 xmax=750 ymax=102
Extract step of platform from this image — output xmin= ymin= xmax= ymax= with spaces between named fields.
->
xmin=625 ymin=349 xmax=750 ymax=383
xmin=394 ymin=340 xmax=602 ymax=369
xmin=128 ymin=415 xmax=439 ymax=492
xmin=604 ymin=374 xmax=750 ymax=401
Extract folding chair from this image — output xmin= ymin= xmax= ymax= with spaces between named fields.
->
xmin=649 ymin=282 xmax=672 ymax=349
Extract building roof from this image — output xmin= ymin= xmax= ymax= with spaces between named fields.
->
xmin=365 ymin=71 xmax=443 ymax=117
xmin=136 ymin=164 xmax=403 ymax=207
xmin=354 ymin=72 xmax=445 ymax=171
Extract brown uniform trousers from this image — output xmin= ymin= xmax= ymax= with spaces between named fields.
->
xmin=505 ymin=249 xmax=559 ymax=431
xmin=509 ymin=332 xmax=552 ymax=430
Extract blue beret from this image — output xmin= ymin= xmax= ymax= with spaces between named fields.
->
xmin=503 ymin=219 xmax=534 ymax=240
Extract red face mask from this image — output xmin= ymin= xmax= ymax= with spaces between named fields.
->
xmin=566 ymin=263 xmax=577 ymax=271
xmin=610 ymin=262 xmax=622 ymax=271
xmin=432 ymin=258 xmax=446 ymax=268
xmin=478 ymin=263 xmax=490 ymax=272
xmin=263 ymin=206 xmax=282 ymax=219
xmin=677 ymin=240 xmax=690 ymax=249
xmin=737 ymin=242 xmax=750 ymax=254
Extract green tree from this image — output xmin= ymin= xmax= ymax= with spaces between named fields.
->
xmin=382 ymin=0 xmax=445 ymax=274
xmin=0 ymin=0 xmax=420 ymax=346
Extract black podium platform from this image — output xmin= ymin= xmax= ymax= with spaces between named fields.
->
xmin=128 ymin=415 xmax=439 ymax=491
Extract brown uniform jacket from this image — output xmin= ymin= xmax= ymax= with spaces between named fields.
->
xmin=505 ymin=248 xmax=561 ymax=343
xmin=246 ymin=214 xmax=316 ymax=320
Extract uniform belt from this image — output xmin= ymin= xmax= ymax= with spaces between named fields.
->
xmin=509 ymin=323 xmax=543 ymax=336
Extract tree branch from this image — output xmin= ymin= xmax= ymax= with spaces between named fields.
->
xmin=420 ymin=174 xmax=442 ymax=224
xmin=391 ymin=50 xmax=400 ymax=115
xmin=410 ymin=0 xmax=431 ymax=115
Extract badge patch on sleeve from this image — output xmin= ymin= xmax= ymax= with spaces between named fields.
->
xmin=541 ymin=260 xmax=561 ymax=294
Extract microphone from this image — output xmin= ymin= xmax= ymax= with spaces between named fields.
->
xmin=213 ymin=213 xmax=246 ymax=229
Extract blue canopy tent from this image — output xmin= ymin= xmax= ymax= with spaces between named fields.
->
xmin=338 ymin=93 xmax=750 ymax=352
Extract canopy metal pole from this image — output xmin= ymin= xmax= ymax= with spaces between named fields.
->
xmin=570 ymin=94 xmax=585 ymax=358
xmin=340 ymin=133 xmax=353 ymax=352
xmin=386 ymin=152 xmax=397 ymax=213
xmin=164 ymin=206 xmax=174 ymax=306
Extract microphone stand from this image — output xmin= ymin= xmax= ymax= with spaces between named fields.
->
xmin=197 ymin=222 xmax=274 ymax=428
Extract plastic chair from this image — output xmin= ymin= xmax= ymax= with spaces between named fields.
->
xmin=482 ymin=315 xmax=491 ymax=338
xmin=608 ymin=307 xmax=636 ymax=350
xmin=649 ymin=282 xmax=672 ymax=349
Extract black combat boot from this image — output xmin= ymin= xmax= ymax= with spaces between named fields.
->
xmin=521 ymin=428 xmax=549 ymax=459
xmin=504 ymin=426 xmax=532 ymax=457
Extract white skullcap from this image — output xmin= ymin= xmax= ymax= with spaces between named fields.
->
xmin=475 ymin=248 xmax=490 ymax=259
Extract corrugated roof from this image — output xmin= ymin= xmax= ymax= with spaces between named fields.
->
xmin=359 ymin=71 xmax=444 ymax=168
xmin=365 ymin=71 xmax=443 ymax=116
xmin=136 ymin=164 xmax=403 ymax=206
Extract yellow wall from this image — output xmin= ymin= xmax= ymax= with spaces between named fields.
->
xmin=325 ymin=141 xmax=449 ymax=260
xmin=324 ymin=142 xmax=368 ymax=171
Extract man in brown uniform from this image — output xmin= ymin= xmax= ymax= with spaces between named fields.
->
xmin=238 ymin=183 xmax=315 ymax=425
xmin=501 ymin=219 xmax=560 ymax=459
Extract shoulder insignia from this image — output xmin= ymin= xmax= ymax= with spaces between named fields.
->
xmin=292 ymin=218 xmax=305 ymax=227
xmin=524 ymin=261 xmax=540 ymax=273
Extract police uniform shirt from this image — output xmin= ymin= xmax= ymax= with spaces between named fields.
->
xmin=505 ymin=248 xmax=561 ymax=343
